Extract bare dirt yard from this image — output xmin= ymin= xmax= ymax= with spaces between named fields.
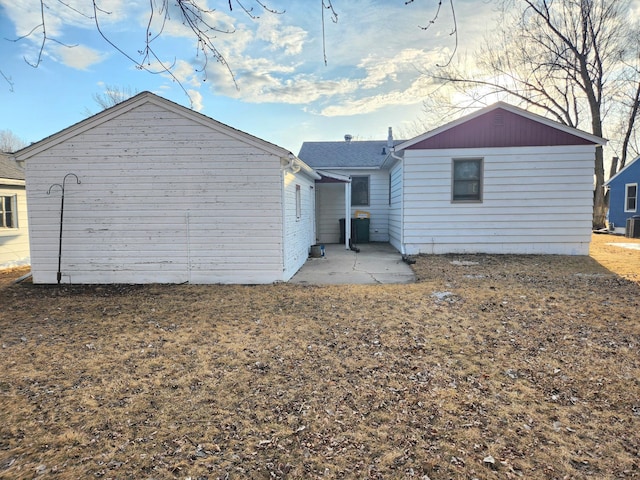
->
xmin=1 ymin=234 xmax=639 ymax=479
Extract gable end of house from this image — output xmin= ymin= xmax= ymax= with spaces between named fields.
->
xmin=406 ymin=107 xmax=598 ymax=150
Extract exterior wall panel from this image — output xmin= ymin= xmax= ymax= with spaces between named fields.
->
xmin=282 ymin=171 xmax=317 ymax=281
xmin=24 ymin=99 xmax=307 ymax=284
xmin=400 ymin=145 xmax=595 ymax=255
xmin=388 ymin=161 xmax=403 ymax=252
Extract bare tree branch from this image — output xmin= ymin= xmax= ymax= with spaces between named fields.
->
xmin=2 ymin=0 xmax=460 ymax=106
xmin=322 ymin=0 xmax=338 ymax=66
xmin=0 ymin=70 xmax=14 ymax=92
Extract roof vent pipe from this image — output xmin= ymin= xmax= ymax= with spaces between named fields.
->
xmin=344 ymin=134 xmax=353 ymax=143
xmin=387 ymin=127 xmax=393 ymax=148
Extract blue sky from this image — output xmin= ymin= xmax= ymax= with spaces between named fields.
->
xmin=0 ymin=0 xmax=501 ymax=153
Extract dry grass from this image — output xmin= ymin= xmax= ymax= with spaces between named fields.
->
xmin=1 ymin=234 xmax=639 ymax=479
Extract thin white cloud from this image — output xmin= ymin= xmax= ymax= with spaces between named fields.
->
xmin=198 ymin=43 xmax=444 ymax=115
xmin=255 ymin=14 xmax=307 ymax=56
xmin=319 ymin=74 xmax=437 ymax=117
xmin=53 ymin=44 xmax=109 ymax=70
xmin=357 ymin=48 xmax=435 ymax=90
xmin=258 ymin=77 xmax=359 ymax=104
xmin=187 ymin=89 xmax=204 ymax=111
xmin=203 ymin=56 xmax=358 ymax=105
xmin=170 ymin=60 xmax=204 ymax=88
xmin=178 ymin=2 xmax=459 ymax=115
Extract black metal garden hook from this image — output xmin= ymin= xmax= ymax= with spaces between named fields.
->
xmin=48 ymin=173 xmax=81 ymax=284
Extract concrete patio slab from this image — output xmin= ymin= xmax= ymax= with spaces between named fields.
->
xmin=290 ymin=243 xmax=415 ymax=285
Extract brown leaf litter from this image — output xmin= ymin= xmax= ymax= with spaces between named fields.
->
xmin=0 ymin=234 xmax=639 ymax=479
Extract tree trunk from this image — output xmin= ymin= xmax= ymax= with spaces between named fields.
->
xmin=620 ymin=80 xmax=640 ymax=171
xmin=592 ymin=145 xmax=607 ymax=229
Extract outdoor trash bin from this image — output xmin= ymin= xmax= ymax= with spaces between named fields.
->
xmin=353 ymin=218 xmax=370 ymax=243
xmin=339 ymin=218 xmax=370 ymax=244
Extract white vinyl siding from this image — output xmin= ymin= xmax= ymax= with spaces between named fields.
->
xmin=625 ymin=183 xmax=637 ymax=212
xmin=282 ymin=172 xmax=316 ymax=281
xmin=401 ymin=145 xmax=595 ymax=255
xmin=315 ymin=169 xmax=390 ymax=243
xmin=388 ymin=161 xmax=403 ymax=252
xmin=24 ymin=100 xmax=312 ymax=284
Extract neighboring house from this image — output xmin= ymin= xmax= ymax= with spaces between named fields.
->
xmin=13 ymin=92 xmax=318 ymax=284
xmin=0 ymin=153 xmax=29 ymax=269
xmin=300 ymin=102 xmax=606 ymax=256
xmin=604 ymin=156 xmax=640 ymax=235
xmin=299 ymin=129 xmax=404 ymax=245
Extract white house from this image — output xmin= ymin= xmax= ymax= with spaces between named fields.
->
xmin=14 ymin=92 xmax=319 ymax=284
xmin=300 ymin=102 xmax=606 ymax=256
xmin=389 ymin=102 xmax=606 ymax=255
xmin=298 ymin=130 xmax=404 ymax=245
xmin=0 ymin=153 xmax=29 ymax=269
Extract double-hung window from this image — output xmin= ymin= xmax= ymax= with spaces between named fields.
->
xmin=452 ymin=158 xmax=483 ymax=202
xmin=626 ymin=183 xmax=638 ymax=212
xmin=1 ymin=195 xmax=17 ymax=228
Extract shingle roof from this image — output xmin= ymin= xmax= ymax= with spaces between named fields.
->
xmin=0 ymin=153 xmax=25 ymax=181
xmin=298 ymin=140 xmax=405 ymax=169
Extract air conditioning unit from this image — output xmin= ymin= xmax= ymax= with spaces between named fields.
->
xmin=626 ymin=217 xmax=640 ymax=238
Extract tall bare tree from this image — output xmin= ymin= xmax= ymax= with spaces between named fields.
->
xmin=81 ymin=85 xmax=141 ymax=117
xmin=609 ymin=29 xmax=640 ymax=171
xmin=431 ymin=0 xmax=639 ymax=229
xmin=0 ymin=129 xmax=27 ymax=153
xmin=91 ymin=85 xmax=140 ymax=110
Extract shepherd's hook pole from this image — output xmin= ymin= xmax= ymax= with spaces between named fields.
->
xmin=47 ymin=173 xmax=81 ymax=284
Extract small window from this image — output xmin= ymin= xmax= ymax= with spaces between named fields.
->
xmin=452 ymin=158 xmax=483 ymax=202
xmin=1 ymin=195 xmax=17 ymax=228
xmin=626 ymin=183 xmax=638 ymax=212
xmin=295 ymin=184 xmax=301 ymax=220
xmin=351 ymin=176 xmax=369 ymax=206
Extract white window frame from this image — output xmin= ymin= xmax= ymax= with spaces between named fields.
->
xmin=452 ymin=158 xmax=483 ymax=203
xmin=295 ymin=184 xmax=301 ymax=220
xmin=1 ymin=195 xmax=17 ymax=228
xmin=625 ymin=183 xmax=638 ymax=213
